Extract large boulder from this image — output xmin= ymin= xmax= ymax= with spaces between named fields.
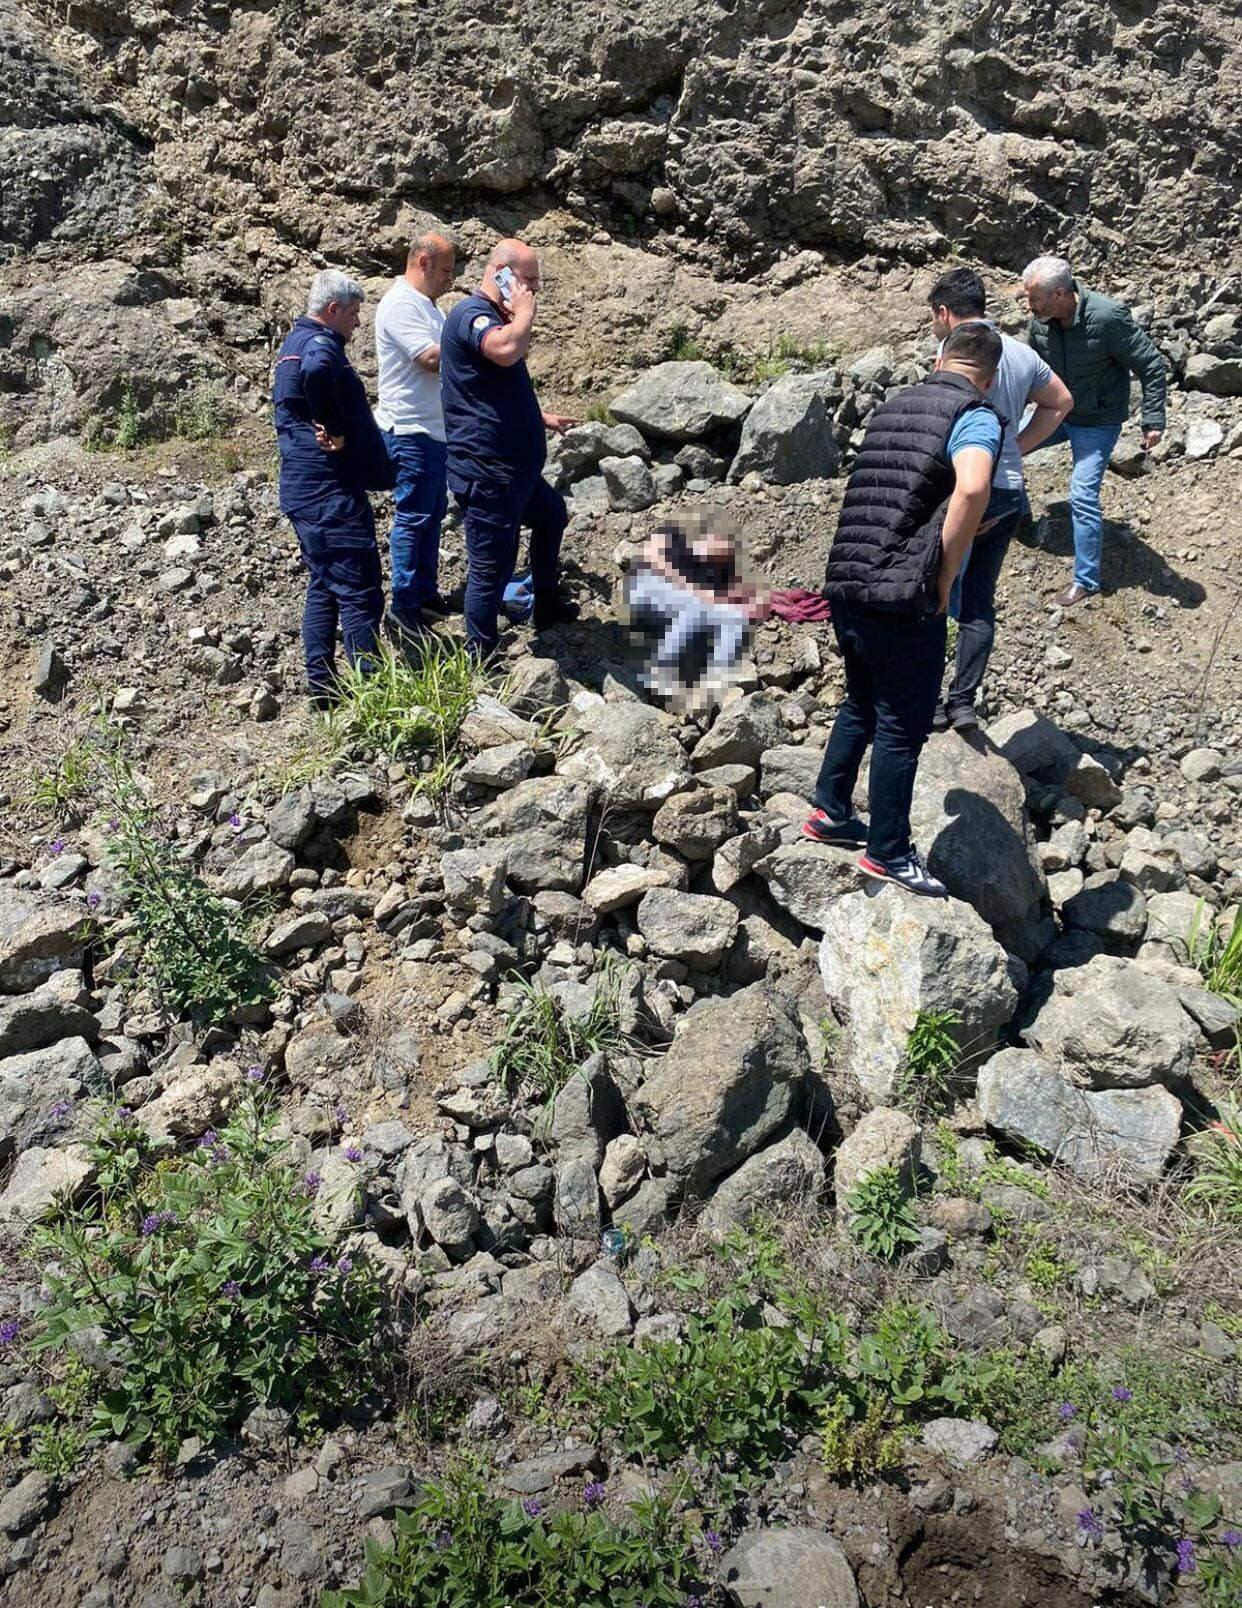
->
xmin=545 ymin=421 xmax=649 ymax=487
xmin=0 ymin=1037 xmax=101 ymax=1161
xmin=0 ymin=890 xmax=88 ymax=994
xmin=818 ymin=890 xmax=1017 ymax=1105
xmin=755 ymin=842 xmax=860 ymax=931
xmin=701 ymin=1127 xmax=828 ymax=1240
xmin=635 ymin=982 xmax=810 ymax=1194
xmin=652 ymin=788 xmax=738 ymax=860
xmin=727 ymin=371 xmax=843 ymax=485
xmin=759 ymin=744 xmax=821 ymax=802
xmin=558 ymin=703 xmax=690 ymax=809
xmin=0 ymin=1143 xmax=94 ymax=1226
xmin=690 ymin=691 xmax=788 ymax=772
xmin=985 ymin=709 xmax=1079 ymax=784
xmin=721 ymin=1526 xmax=859 ymax=1608
xmin=904 ymin=733 xmax=1048 ymax=961
xmin=637 ymin=888 xmax=739 ymax=970
xmin=1023 ymin=955 xmax=1199 ymax=1089
xmin=481 ymin=777 xmax=594 ymax=893
xmin=1184 ymin=353 xmax=1242 ymax=396
xmin=0 ymin=987 xmax=96 ymax=1059
xmin=833 ymin=1106 xmax=920 ymax=1207
xmin=977 ymin=1048 xmax=1182 ymax=1179
xmin=610 ymin=361 xmax=752 ymax=442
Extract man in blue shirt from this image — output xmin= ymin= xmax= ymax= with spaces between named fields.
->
xmin=440 ymin=239 xmax=577 ymax=658
xmin=273 ymin=270 xmax=394 ymax=707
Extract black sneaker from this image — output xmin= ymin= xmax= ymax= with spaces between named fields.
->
xmin=416 ymin=592 xmax=455 ymax=622
xmin=947 ymin=704 xmax=978 ymax=733
xmin=858 ymin=847 xmax=947 ymax=897
xmin=931 ymin=702 xmax=950 ymax=733
xmin=532 ymin=593 xmax=580 ymax=631
xmin=801 ymin=808 xmax=867 ymax=848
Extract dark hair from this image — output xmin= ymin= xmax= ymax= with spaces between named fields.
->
xmin=927 ymin=268 xmax=987 ymax=318
xmin=941 ymin=322 xmax=1002 ymax=376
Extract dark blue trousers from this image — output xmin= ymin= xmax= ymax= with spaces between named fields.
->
xmin=946 ymin=486 xmax=1025 ymax=714
xmin=286 ymin=494 xmax=384 ymax=700
xmin=814 ymin=600 xmax=947 ymax=863
xmin=450 ymin=472 xmax=568 ymax=657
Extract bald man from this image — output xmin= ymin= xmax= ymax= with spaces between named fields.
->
xmin=375 ymin=231 xmax=457 ymax=633
xmin=439 ymin=238 xmax=577 ymax=657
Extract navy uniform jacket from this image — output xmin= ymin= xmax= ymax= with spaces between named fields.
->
xmin=273 ymin=316 xmax=392 ymax=549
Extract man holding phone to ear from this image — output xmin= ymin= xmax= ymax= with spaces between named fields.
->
xmin=439 ymin=239 xmax=578 ymax=658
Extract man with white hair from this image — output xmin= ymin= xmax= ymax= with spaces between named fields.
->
xmin=273 ymin=269 xmax=393 ymax=707
xmin=439 ymin=238 xmax=577 ymax=659
xmin=1023 ymin=255 xmax=1166 ymax=607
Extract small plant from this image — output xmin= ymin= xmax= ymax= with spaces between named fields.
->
xmin=112 ymin=380 xmax=142 ymax=450
xmin=28 ymin=737 xmax=95 ymax=819
xmin=1186 ymin=904 xmax=1241 ymax=1004
xmin=28 ymin=1423 xmax=86 ymax=1478
xmin=29 ymin=1095 xmax=388 ymax=1461
xmin=330 ymin=637 xmax=489 ymax=769
xmin=174 ymin=383 xmax=233 ymax=442
xmin=583 ymin=402 xmax=615 ymax=425
xmin=1185 ymin=1097 xmax=1242 ymax=1222
xmin=491 ymin=964 xmax=629 ymax=1100
xmin=893 ymin=1009 xmax=961 ymax=1120
xmin=845 ymin=1166 xmax=921 ymax=1261
xmin=99 ymin=743 xmax=270 ymax=1023
xmin=946 ymin=616 xmax=960 ymax=657
xmin=1020 ymin=1224 xmax=1075 ymax=1294
xmin=321 ymin=1459 xmax=708 ymax=1608
xmin=663 ymin=322 xmax=704 ymax=363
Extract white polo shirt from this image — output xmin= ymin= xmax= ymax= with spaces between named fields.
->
xmin=374 ymin=278 xmax=446 ymax=441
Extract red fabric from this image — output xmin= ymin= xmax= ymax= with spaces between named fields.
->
xmin=769 ymin=587 xmax=832 ymax=623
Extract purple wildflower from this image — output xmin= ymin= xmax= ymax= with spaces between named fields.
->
xmin=434 ymin=1530 xmax=453 ymax=1553
xmin=86 ymin=891 xmax=102 ymax=910
xmin=343 ymin=1145 xmax=362 ymax=1164
xmin=246 ymin=1064 xmax=264 ymax=1083
xmin=582 ymin=1481 xmax=606 ymax=1510
xmin=116 ymin=1106 xmax=132 ymax=1121
xmin=334 ymin=1105 xmax=349 ymax=1124
xmin=336 ymin=1257 xmax=353 ymax=1276
xmin=198 ymin=1130 xmax=219 ymax=1149
xmin=1175 ymin=1538 xmax=1195 ymax=1576
xmin=49 ymin=1101 xmax=71 ymax=1119
xmin=521 ymin=1498 xmax=543 ymax=1519
xmin=48 ymin=839 xmax=64 ymax=856
xmin=221 ymin=1281 xmax=242 ymax=1301
xmin=0 ymin=1318 xmax=20 ymax=1346
xmin=229 ymin=813 xmax=242 ymax=829
xmin=704 ymin=1528 xmax=723 ymax=1555
xmin=1077 ymin=1509 xmax=1103 ymax=1542
xmin=140 ymin=1210 xmax=177 ymax=1236
xmin=309 ymin=1255 xmax=330 ymax=1274
xmin=1112 ymin=1386 xmax=1133 ymax=1403
xmin=1222 ymin=1530 xmax=1241 ymax=1547
xmin=303 ymin=1170 xmax=321 ymax=1196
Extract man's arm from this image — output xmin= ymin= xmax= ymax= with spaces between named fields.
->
xmin=1108 ymin=311 xmax=1167 ymax=442
xmin=303 ymin=347 xmax=347 ymax=449
xmin=1016 ymin=372 xmax=1073 ymax=456
xmin=937 ymin=447 xmax=994 ymax=612
xmin=480 ymin=281 xmax=536 ymax=368
xmin=415 ymin=345 xmax=441 ymax=372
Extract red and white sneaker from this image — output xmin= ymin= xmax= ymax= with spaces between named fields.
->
xmin=801 ymin=809 xmax=867 ymax=848
xmin=858 ymin=848 xmax=947 ymax=897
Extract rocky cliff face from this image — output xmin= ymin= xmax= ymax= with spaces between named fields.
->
xmin=1 ymin=0 xmax=1239 ymax=443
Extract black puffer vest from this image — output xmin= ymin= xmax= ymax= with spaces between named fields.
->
xmin=825 ymin=372 xmax=1000 ymax=614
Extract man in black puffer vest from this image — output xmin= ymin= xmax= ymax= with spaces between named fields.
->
xmin=802 ymin=324 xmax=1003 ymax=896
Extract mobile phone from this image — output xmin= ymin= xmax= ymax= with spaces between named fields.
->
xmin=494 ymin=267 xmax=515 ymax=306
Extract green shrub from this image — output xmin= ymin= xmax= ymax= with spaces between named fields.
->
xmin=1186 ymin=903 xmax=1241 ymax=1003
xmin=321 ymin=1459 xmax=706 ymax=1608
xmin=491 ymin=964 xmax=628 ymax=1100
xmin=113 ymin=380 xmax=142 ymax=450
xmin=28 ymin=737 xmax=95 ymax=819
xmin=330 ymin=637 xmax=489 ymax=768
xmin=663 ymin=322 xmax=704 ymax=363
xmin=100 ymin=744 xmax=271 ymax=1023
xmin=583 ymin=401 xmax=615 ymax=425
xmin=1185 ymin=1098 xmax=1242 ymax=1222
xmin=174 ymin=383 xmax=234 ymax=441
xmin=893 ymin=1009 xmax=961 ymax=1120
xmin=845 ymin=1166 xmax=921 ymax=1261
xmin=30 ymin=1097 xmax=388 ymax=1461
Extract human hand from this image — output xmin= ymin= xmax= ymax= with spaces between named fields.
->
xmin=745 ymin=595 xmax=771 ymax=623
xmin=509 ymin=278 xmax=536 ymax=322
xmin=1141 ymin=428 xmax=1163 ymax=452
xmin=541 ymin=412 xmax=576 ymax=434
xmin=936 ymin=573 xmax=953 ymax=615
xmin=314 ymin=423 xmax=345 ymax=453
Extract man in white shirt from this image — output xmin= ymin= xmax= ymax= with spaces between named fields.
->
xmin=374 ymin=232 xmax=456 ymax=633
xmin=926 ymin=268 xmax=1073 ymax=730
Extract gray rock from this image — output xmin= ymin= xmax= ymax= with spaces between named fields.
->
xmin=162 ymin=1545 xmax=202 ymax=1583
xmin=0 ymin=1143 xmax=93 ymax=1226
xmin=818 ymin=890 xmax=1017 ymax=1104
xmin=264 ymin=911 xmax=332 ymax=957
xmin=1183 ymin=353 xmax=1242 ymax=396
xmin=652 ymin=788 xmax=738 ymax=860
xmin=758 ymin=743 xmax=820 ymax=801
xmin=599 ymin=1133 xmax=647 ymax=1206
xmin=636 ymin=981 xmax=808 ymax=1194
xmin=833 ymin=1107 xmax=920 ymax=1207
xmin=702 ymin=1127 xmax=827 ymax=1239
xmin=0 ymin=889 xmax=88 ymax=994
xmin=558 ymin=702 xmax=690 ymax=808
xmin=0 ymin=1035 xmax=100 ymax=1156
xmin=637 ymin=887 xmax=739 ymax=969
xmin=711 ymin=825 xmax=781 ymax=895
xmin=977 ymin=1048 xmax=1182 ymax=1178
xmin=728 ymin=370 xmax=843 ymax=485
xmin=1143 ymin=889 xmax=1205 ymax=956
xmin=755 ymin=841 xmax=859 ymax=931
xmin=33 ymin=644 xmax=70 ymax=702
xmin=985 ymin=709 xmax=1079 ymax=784
xmin=921 ymin=1417 xmax=998 ymax=1467
xmin=546 ymin=421 xmax=649 ymax=486
xmin=504 ymin=656 xmax=570 ymax=716
xmin=690 ymin=690 xmax=788 ymax=772
xmin=536 ymin=1053 xmax=626 ymax=1167
xmin=1180 ymin=746 xmax=1223 ymax=783
xmin=568 ymin=1261 xmax=634 ymax=1336
xmin=554 ymin=1156 xmax=601 ymax=1239
xmin=610 ymin=1176 xmax=677 ymax=1237
xmin=499 ymin=1447 xmax=602 ymax=1494
xmin=420 ymin=1178 xmax=480 ymax=1257
xmin=1064 ymin=752 xmax=1122 ymax=809
xmin=847 ymin=345 xmax=896 ymax=387
xmin=0 ymin=987 xmax=96 ymax=1059
xmin=610 ymin=360 xmax=752 ymax=441
xmin=458 ymin=740 xmax=535 ymax=791
xmin=442 ymin=845 xmax=508 ymax=914
xmin=721 ymin=1525 xmax=859 ymax=1608
xmin=600 ymin=453 xmax=657 ymax=512
xmin=137 ymin=1065 xmax=237 ymax=1144
xmin=266 ymin=788 xmax=317 ymax=851
xmin=583 ymin=862 xmax=676 ymax=914
xmin=357 ymin=1466 xmax=418 ymax=1519
xmin=1024 ymin=955 xmax=1199 ymax=1089
xmin=1063 ymin=873 xmax=1147 ymax=944
xmin=1185 ymin=418 xmax=1225 ymax=460
xmin=0 ymin=1471 xmax=52 ymax=1536
xmin=217 ymin=840 xmax=294 ymax=899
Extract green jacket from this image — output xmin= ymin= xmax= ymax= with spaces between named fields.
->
xmin=1028 ymin=283 xmax=1166 ymax=431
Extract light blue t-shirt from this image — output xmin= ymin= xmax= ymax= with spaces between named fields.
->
xmin=946 ymin=406 xmax=1003 ymax=465
xmin=938 ymin=324 xmax=1052 ymax=490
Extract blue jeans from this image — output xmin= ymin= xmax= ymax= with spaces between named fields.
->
xmin=814 ymin=601 xmax=947 ymax=864
xmin=449 ymin=472 xmax=568 ymax=657
xmin=946 ymin=486 xmax=1026 ymax=712
xmin=1028 ymin=422 xmax=1122 ymax=592
xmin=384 ymin=430 xmax=448 ymax=618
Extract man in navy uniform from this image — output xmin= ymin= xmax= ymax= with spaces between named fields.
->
xmin=439 ymin=239 xmax=577 ymax=659
xmin=273 ymin=269 xmax=394 ymax=706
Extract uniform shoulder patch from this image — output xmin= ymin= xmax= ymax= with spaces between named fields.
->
xmin=471 ymin=314 xmax=493 ymax=331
